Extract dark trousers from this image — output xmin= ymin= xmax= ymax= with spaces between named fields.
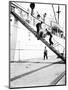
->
xmin=36 ymin=28 xmax=40 ymax=40
xmin=49 ymin=35 xmax=53 ymax=45
xmin=44 ymin=52 xmax=48 ymax=60
xmin=47 ymin=31 xmax=53 ymax=45
xmin=37 ymin=28 xmax=39 ymax=34
xmin=40 ymin=31 xmax=43 ymax=38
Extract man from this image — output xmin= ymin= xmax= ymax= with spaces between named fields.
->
xmin=49 ymin=33 xmax=53 ymax=45
xmin=43 ymin=13 xmax=47 ymax=23
xmin=44 ymin=46 xmax=48 ymax=60
xmin=36 ymin=21 xmax=43 ymax=39
xmin=39 ymin=22 xmax=47 ymax=39
xmin=39 ymin=27 xmax=53 ymax=46
xmin=46 ymin=29 xmax=53 ymax=45
xmin=36 ymin=22 xmax=41 ymax=34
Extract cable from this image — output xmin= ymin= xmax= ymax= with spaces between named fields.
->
xmin=52 ymin=4 xmax=58 ymax=23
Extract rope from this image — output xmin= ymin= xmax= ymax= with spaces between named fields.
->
xmin=52 ymin=5 xmax=58 ymax=23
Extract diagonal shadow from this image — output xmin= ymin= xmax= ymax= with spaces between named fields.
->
xmin=50 ymin=71 xmax=65 ymax=85
xmin=10 ymin=60 xmax=64 ymax=64
xmin=10 ymin=62 xmax=61 ymax=82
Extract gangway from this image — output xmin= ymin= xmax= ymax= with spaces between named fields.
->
xmin=11 ymin=2 xmax=65 ymax=39
xmin=11 ymin=11 xmax=65 ymax=63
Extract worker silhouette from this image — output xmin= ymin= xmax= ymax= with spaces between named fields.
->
xmin=36 ymin=21 xmax=43 ymax=39
xmin=43 ymin=13 xmax=47 ymax=22
xmin=44 ymin=46 xmax=48 ymax=60
xmin=49 ymin=34 xmax=53 ymax=45
xmin=46 ymin=29 xmax=53 ymax=45
xmin=39 ymin=22 xmax=46 ymax=39
xmin=30 ymin=3 xmax=35 ymax=15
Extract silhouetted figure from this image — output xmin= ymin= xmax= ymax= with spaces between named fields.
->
xmin=36 ymin=22 xmax=43 ymax=39
xmin=39 ymin=22 xmax=45 ymax=39
xmin=30 ymin=3 xmax=35 ymax=15
xmin=49 ymin=34 xmax=53 ymax=45
xmin=36 ymin=22 xmax=41 ymax=34
xmin=39 ymin=31 xmax=43 ymax=38
xmin=39 ymin=23 xmax=48 ymax=39
xmin=43 ymin=13 xmax=47 ymax=22
xmin=37 ymin=14 xmax=40 ymax=19
xmin=46 ymin=29 xmax=53 ymax=45
xmin=44 ymin=47 xmax=48 ymax=60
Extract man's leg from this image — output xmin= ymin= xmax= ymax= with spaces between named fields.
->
xmin=44 ymin=53 xmax=45 ymax=60
xmin=40 ymin=32 xmax=43 ymax=38
xmin=46 ymin=53 xmax=48 ymax=59
xmin=37 ymin=28 xmax=39 ymax=34
xmin=37 ymin=28 xmax=40 ymax=40
xmin=49 ymin=36 xmax=52 ymax=45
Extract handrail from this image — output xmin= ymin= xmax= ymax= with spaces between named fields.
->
xmin=11 ymin=2 xmax=64 ymax=35
xmin=11 ymin=11 xmax=65 ymax=62
xmin=11 ymin=2 xmax=51 ymax=28
xmin=11 ymin=2 xmax=65 ymax=51
xmin=11 ymin=2 xmax=29 ymax=14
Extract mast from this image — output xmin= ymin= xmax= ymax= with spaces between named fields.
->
xmin=56 ymin=5 xmax=61 ymax=24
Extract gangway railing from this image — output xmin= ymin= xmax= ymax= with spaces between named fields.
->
xmin=11 ymin=2 xmax=29 ymax=14
xmin=11 ymin=11 xmax=65 ymax=63
xmin=11 ymin=2 xmax=53 ymax=28
xmin=11 ymin=2 xmax=65 ymax=39
xmin=11 ymin=2 xmax=65 ymax=51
